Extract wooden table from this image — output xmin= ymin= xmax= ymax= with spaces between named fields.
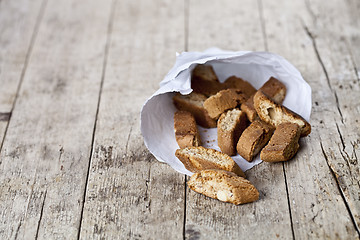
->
xmin=0 ymin=0 xmax=359 ymax=239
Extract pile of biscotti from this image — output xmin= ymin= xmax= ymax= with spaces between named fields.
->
xmin=172 ymin=64 xmax=311 ymax=205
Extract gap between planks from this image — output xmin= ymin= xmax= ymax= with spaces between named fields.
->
xmin=282 ymin=163 xmax=296 ymax=240
xmin=302 ymin=23 xmax=345 ymax=125
xmin=183 ymin=0 xmax=295 ymax=238
xmin=0 ymin=0 xmax=48 ymax=155
xmin=257 ymin=0 xmax=268 ymax=52
xmin=258 ymin=0 xmax=295 ymax=238
xmin=34 ymin=190 xmax=47 ymax=240
xmin=184 ymin=0 xmax=189 ymax=53
xmin=183 ymin=0 xmax=189 ymax=239
xmin=76 ymin=0 xmax=117 ymax=238
xmin=320 ymin=140 xmax=360 ymax=236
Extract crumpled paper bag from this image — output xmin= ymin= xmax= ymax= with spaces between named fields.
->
xmin=141 ymin=48 xmax=311 ymax=176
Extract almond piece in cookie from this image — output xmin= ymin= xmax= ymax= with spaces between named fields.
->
xmin=188 ymin=169 xmax=259 ymax=205
xmin=175 ymin=146 xmax=245 ymax=178
xmin=203 ymin=89 xmax=248 ymax=119
xmin=236 ymin=120 xmax=275 ymax=162
xmin=174 ymin=111 xmax=201 ymax=148
xmin=241 ymin=77 xmax=286 ymax=122
xmin=253 ymin=91 xmax=311 ymax=137
xmin=191 ymin=64 xmax=223 ymax=97
xmin=261 ymin=123 xmax=301 ymax=162
xmin=173 ymin=92 xmax=217 ymax=128
xmin=218 ymin=109 xmax=248 ymax=156
xmin=222 ymin=76 xmax=257 ymax=98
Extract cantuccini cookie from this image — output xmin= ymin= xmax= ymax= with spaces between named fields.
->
xmin=259 ymin=77 xmax=287 ymax=104
xmin=188 ymin=169 xmax=259 ymax=205
xmin=222 ymin=76 xmax=257 ymax=98
xmin=217 ymin=109 xmax=248 ymax=156
xmin=191 ymin=64 xmax=223 ymax=97
xmin=203 ymin=89 xmax=248 ymax=119
xmin=253 ymin=91 xmax=311 ymax=137
xmin=236 ymin=120 xmax=275 ymax=162
xmin=261 ymin=122 xmax=301 ymax=162
xmin=173 ymin=92 xmax=217 ymax=128
xmin=241 ymin=77 xmax=286 ymax=122
xmin=174 ymin=111 xmax=201 ymax=148
xmin=241 ymin=97 xmax=258 ymax=122
xmin=175 ymin=146 xmax=245 ymax=177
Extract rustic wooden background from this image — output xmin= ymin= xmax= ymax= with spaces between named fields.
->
xmin=0 ymin=0 xmax=359 ymax=239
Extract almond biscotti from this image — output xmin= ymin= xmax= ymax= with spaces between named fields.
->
xmin=241 ymin=97 xmax=258 ymax=122
xmin=261 ymin=123 xmax=301 ymax=162
xmin=203 ymin=89 xmax=248 ymax=119
xmin=217 ymin=109 xmax=248 ymax=156
xmin=241 ymin=77 xmax=286 ymax=122
xmin=253 ymin=91 xmax=311 ymax=137
xmin=174 ymin=111 xmax=201 ymax=148
xmin=175 ymin=146 xmax=245 ymax=177
xmin=188 ymin=169 xmax=259 ymax=205
xmin=236 ymin=120 xmax=275 ymax=162
xmin=222 ymin=76 xmax=257 ymax=98
xmin=259 ymin=77 xmax=287 ymax=104
xmin=173 ymin=92 xmax=217 ymax=128
xmin=191 ymin=64 xmax=223 ymax=97
xmin=192 ymin=64 xmax=218 ymax=82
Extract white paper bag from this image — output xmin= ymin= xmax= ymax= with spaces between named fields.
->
xmin=141 ymin=48 xmax=312 ymax=176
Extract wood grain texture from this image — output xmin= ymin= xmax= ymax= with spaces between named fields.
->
xmin=0 ymin=0 xmax=44 ymax=152
xmin=345 ymin=0 xmax=360 ymax=74
xmin=186 ymin=0 xmax=293 ymax=239
xmin=0 ymin=0 xmax=359 ymax=239
xmin=78 ymin=0 xmax=186 ymax=239
xmin=262 ymin=0 xmax=360 ymax=238
xmin=188 ymin=0 xmax=266 ymax=52
xmin=303 ymin=0 xmax=360 ymax=234
xmin=0 ymin=0 xmax=45 ymax=238
xmin=0 ymin=0 xmax=43 ymax=112
xmin=0 ymin=0 xmax=112 ymax=239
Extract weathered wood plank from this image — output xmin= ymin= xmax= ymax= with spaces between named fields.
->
xmin=0 ymin=1 xmax=45 ymax=239
xmin=0 ymin=0 xmax=113 ymax=239
xmin=302 ymin=0 xmax=360 ymax=234
xmin=262 ymin=0 xmax=359 ymax=238
xmin=79 ymin=0 xmax=186 ymax=239
xmin=0 ymin=112 xmax=10 ymax=152
xmin=185 ymin=0 xmax=293 ymax=239
xmin=0 ymin=1 xmax=358 ymax=239
xmin=341 ymin=0 xmax=360 ymax=81
xmin=0 ymin=0 xmax=44 ymax=151
xmin=188 ymin=0 xmax=266 ymax=52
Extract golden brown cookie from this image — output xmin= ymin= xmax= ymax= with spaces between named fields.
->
xmin=188 ymin=169 xmax=259 ymax=205
xmin=173 ymin=92 xmax=217 ymax=128
xmin=261 ymin=122 xmax=301 ymax=162
xmin=203 ymin=89 xmax=247 ymax=119
xmin=174 ymin=111 xmax=201 ymax=148
xmin=253 ymin=91 xmax=311 ymax=137
xmin=191 ymin=64 xmax=223 ymax=97
xmin=222 ymin=76 xmax=256 ymax=98
xmin=236 ymin=120 xmax=275 ymax=162
xmin=175 ymin=146 xmax=245 ymax=177
xmin=241 ymin=77 xmax=286 ymax=122
xmin=217 ymin=109 xmax=248 ymax=156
